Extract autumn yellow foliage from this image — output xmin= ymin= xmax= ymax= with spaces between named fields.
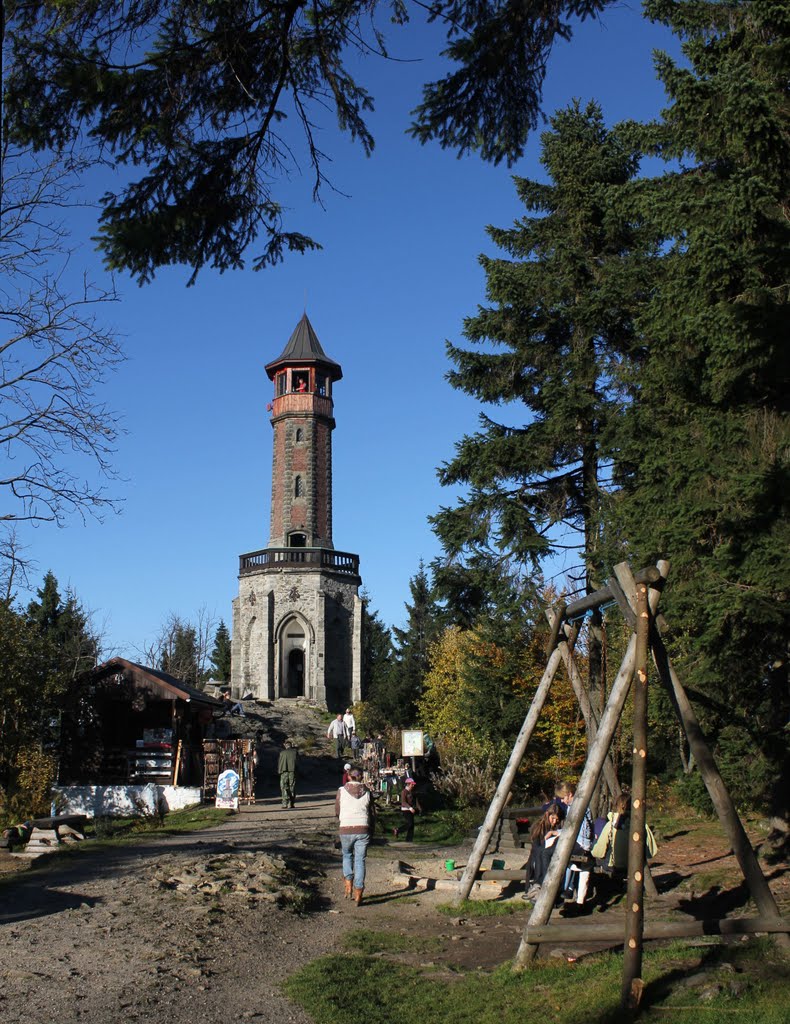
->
xmin=418 ymin=625 xmax=586 ymax=799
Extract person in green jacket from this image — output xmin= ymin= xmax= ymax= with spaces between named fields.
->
xmin=277 ymin=740 xmax=298 ymax=808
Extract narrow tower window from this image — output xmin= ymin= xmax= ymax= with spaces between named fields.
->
xmin=295 ymin=428 xmax=303 ymax=443
xmin=294 ymin=475 xmax=302 ymax=497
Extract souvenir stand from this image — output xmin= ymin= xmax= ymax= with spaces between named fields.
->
xmin=360 ymin=742 xmax=409 ymax=805
xmin=202 ymin=738 xmax=256 ymax=804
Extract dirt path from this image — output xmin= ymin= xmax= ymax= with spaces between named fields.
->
xmin=1 ymin=703 xmax=786 ymax=1023
xmin=0 ymin=706 xmax=472 ymax=1024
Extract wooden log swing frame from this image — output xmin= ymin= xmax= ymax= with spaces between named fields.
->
xmin=455 ymin=559 xmax=789 ymax=1011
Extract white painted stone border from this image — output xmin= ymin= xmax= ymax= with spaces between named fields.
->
xmin=52 ymin=785 xmax=202 ymax=819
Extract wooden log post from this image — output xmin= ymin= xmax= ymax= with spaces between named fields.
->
xmin=513 ymin=569 xmax=666 ymax=970
xmin=554 ymin=614 xmax=657 ymax=899
xmin=551 ymin=616 xmax=622 ymax=805
xmin=648 ymin=573 xmax=788 ymax=950
xmin=455 ymin=639 xmax=566 ymax=903
xmin=622 ymin=580 xmax=650 ymax=1010
xmin=544 ymin=602 xmax=567 ymax=657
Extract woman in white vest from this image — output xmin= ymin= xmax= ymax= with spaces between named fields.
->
xmin=335 ymin=767 xmax=374 ymax=905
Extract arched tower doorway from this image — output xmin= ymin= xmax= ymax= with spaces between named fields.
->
xmin=277 ymin=614 xmax=312 ymax=698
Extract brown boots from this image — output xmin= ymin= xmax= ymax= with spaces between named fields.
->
xmin=343 ymin=879 xmax=363 ymax=905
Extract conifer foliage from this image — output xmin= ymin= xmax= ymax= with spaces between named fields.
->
xmin=4 ymin=0 xmax=613 ymax=283
xmin=365 ymin=565 xmax=442 ymax=728
xmin=613 ymin=0 xmax=790 ymax=811
xmin=209 ymin=620 xmax=232 ymax=682
xmin=434 ymin=1 xmax=789 ymax=814
xmin=433 ymin=101 xmax=645 ymax=597
xmin=1 ymin=572 xmax=99 ymax=818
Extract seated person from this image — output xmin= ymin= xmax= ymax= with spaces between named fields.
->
xmin=522 ymin=804 xmax=565 ymax=900
xmin=592 ymin=793 xmax=658 ymax=874
xmin=555 ymin=780 xmax=594 ymax=909
xmin=592 ymin=794 xmax=632 ymax=873
xmin=222 ymin=691 xmax=245 ymax=717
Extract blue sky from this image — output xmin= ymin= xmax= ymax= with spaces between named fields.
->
xmin=10 ymin=4 xmax=681 ymax=656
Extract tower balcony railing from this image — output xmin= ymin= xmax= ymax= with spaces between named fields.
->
xmin=270 ymin=393 xmax=333 ymax=418
xmin=239 ymin=546 xmax=360 ymax=576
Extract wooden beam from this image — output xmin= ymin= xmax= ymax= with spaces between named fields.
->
xmin=524 ymin=915 xmax=790 ymax=945
xmin=456 ymin=636 xmax=567 ymax=903
xmin=551 ymin=614 xmax=622 ymax=805
xmin=502 ymin=806 xmax=545 ymax=820
xmin=554 ymin=609 xmax=659 ymax=899
xmin=544 ymin=602 xmax=566 ymax=656
xmin=515 ymin=638 xmax=638 ymax=964
xmin=648 ymin=571 xmax=789 ymax=950
xmin=562 ymin=566 xmax=660 ymax=621
xmin=607 ymin=574 xmax=636 ymax=628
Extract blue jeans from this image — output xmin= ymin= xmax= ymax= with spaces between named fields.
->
xmin=340 ymin=833 xmax=369 ymax=889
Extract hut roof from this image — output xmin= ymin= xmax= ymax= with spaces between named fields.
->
xmin=87 ymin=657 xmax=223 ymax=708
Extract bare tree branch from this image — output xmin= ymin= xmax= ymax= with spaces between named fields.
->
xmin=0 ymin=149 xmax=124 ymax=561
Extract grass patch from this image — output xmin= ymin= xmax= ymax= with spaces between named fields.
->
xmin=375 ymin=806 xmax=469 ymax=846
xmin=284 ymin=937 xmax=790 ymax=1024
xmin=85 ymin=805 xmax=232 ymax=844
xmin=343 ymin=928 xmax=443 ymax=954
xmin=0 ymin=805 xmax=234 ymax=884
xmin=436 ymin=898 xmax=524 ymax=918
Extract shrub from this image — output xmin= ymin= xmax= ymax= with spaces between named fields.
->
xmin=429 ymin=754 xmax=499 ymax=808
xmin=0 ymin=746 xmax=58 ymax=826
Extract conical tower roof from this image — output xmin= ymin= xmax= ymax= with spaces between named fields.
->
xmin=265 ymin=314 xmax=342 ymax=381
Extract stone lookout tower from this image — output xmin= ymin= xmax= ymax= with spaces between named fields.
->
xmin=230 ymin=314 xmax=362 ymax=709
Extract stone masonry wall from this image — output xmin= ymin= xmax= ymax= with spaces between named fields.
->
xmin=231 ymin=567 xmax=360 ymax=706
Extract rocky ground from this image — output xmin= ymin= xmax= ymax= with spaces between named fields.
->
xmin=0 ymin=700 xmax=787 ymax=1024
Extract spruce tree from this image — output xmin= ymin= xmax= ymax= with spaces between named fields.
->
xmin=360 ymin=595 xmax=395 ymax=730
xmin=433 ymin=101 xmax=648 ymax=701
xmin=26 ymin=570 xmax=98 ymax=680
xmin=386 ymin=563 xmax=443 ymax=727
xmin=613 ymin=0 xmax=790 ymax=813
xmin=435 ymin=101 xmax=645 ymax=590
xmin=209 ymin=620 xmax=232 ymax=681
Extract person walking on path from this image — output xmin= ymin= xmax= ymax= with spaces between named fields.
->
xmin=327 ymin=714 xmax=347 ymax=759
xmin=342 ymin=707 xmax=356 ymax=741
xmin=399 ymin=777 xmax=420 ymax=842
xmin=335 ymin=767 xmax=374 ymax=905
xmin=277 ymin=740 xmax=298 ymax=808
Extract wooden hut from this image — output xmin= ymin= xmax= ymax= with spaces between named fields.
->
xmin=55 ymin=657 xmax=223 ymax=817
